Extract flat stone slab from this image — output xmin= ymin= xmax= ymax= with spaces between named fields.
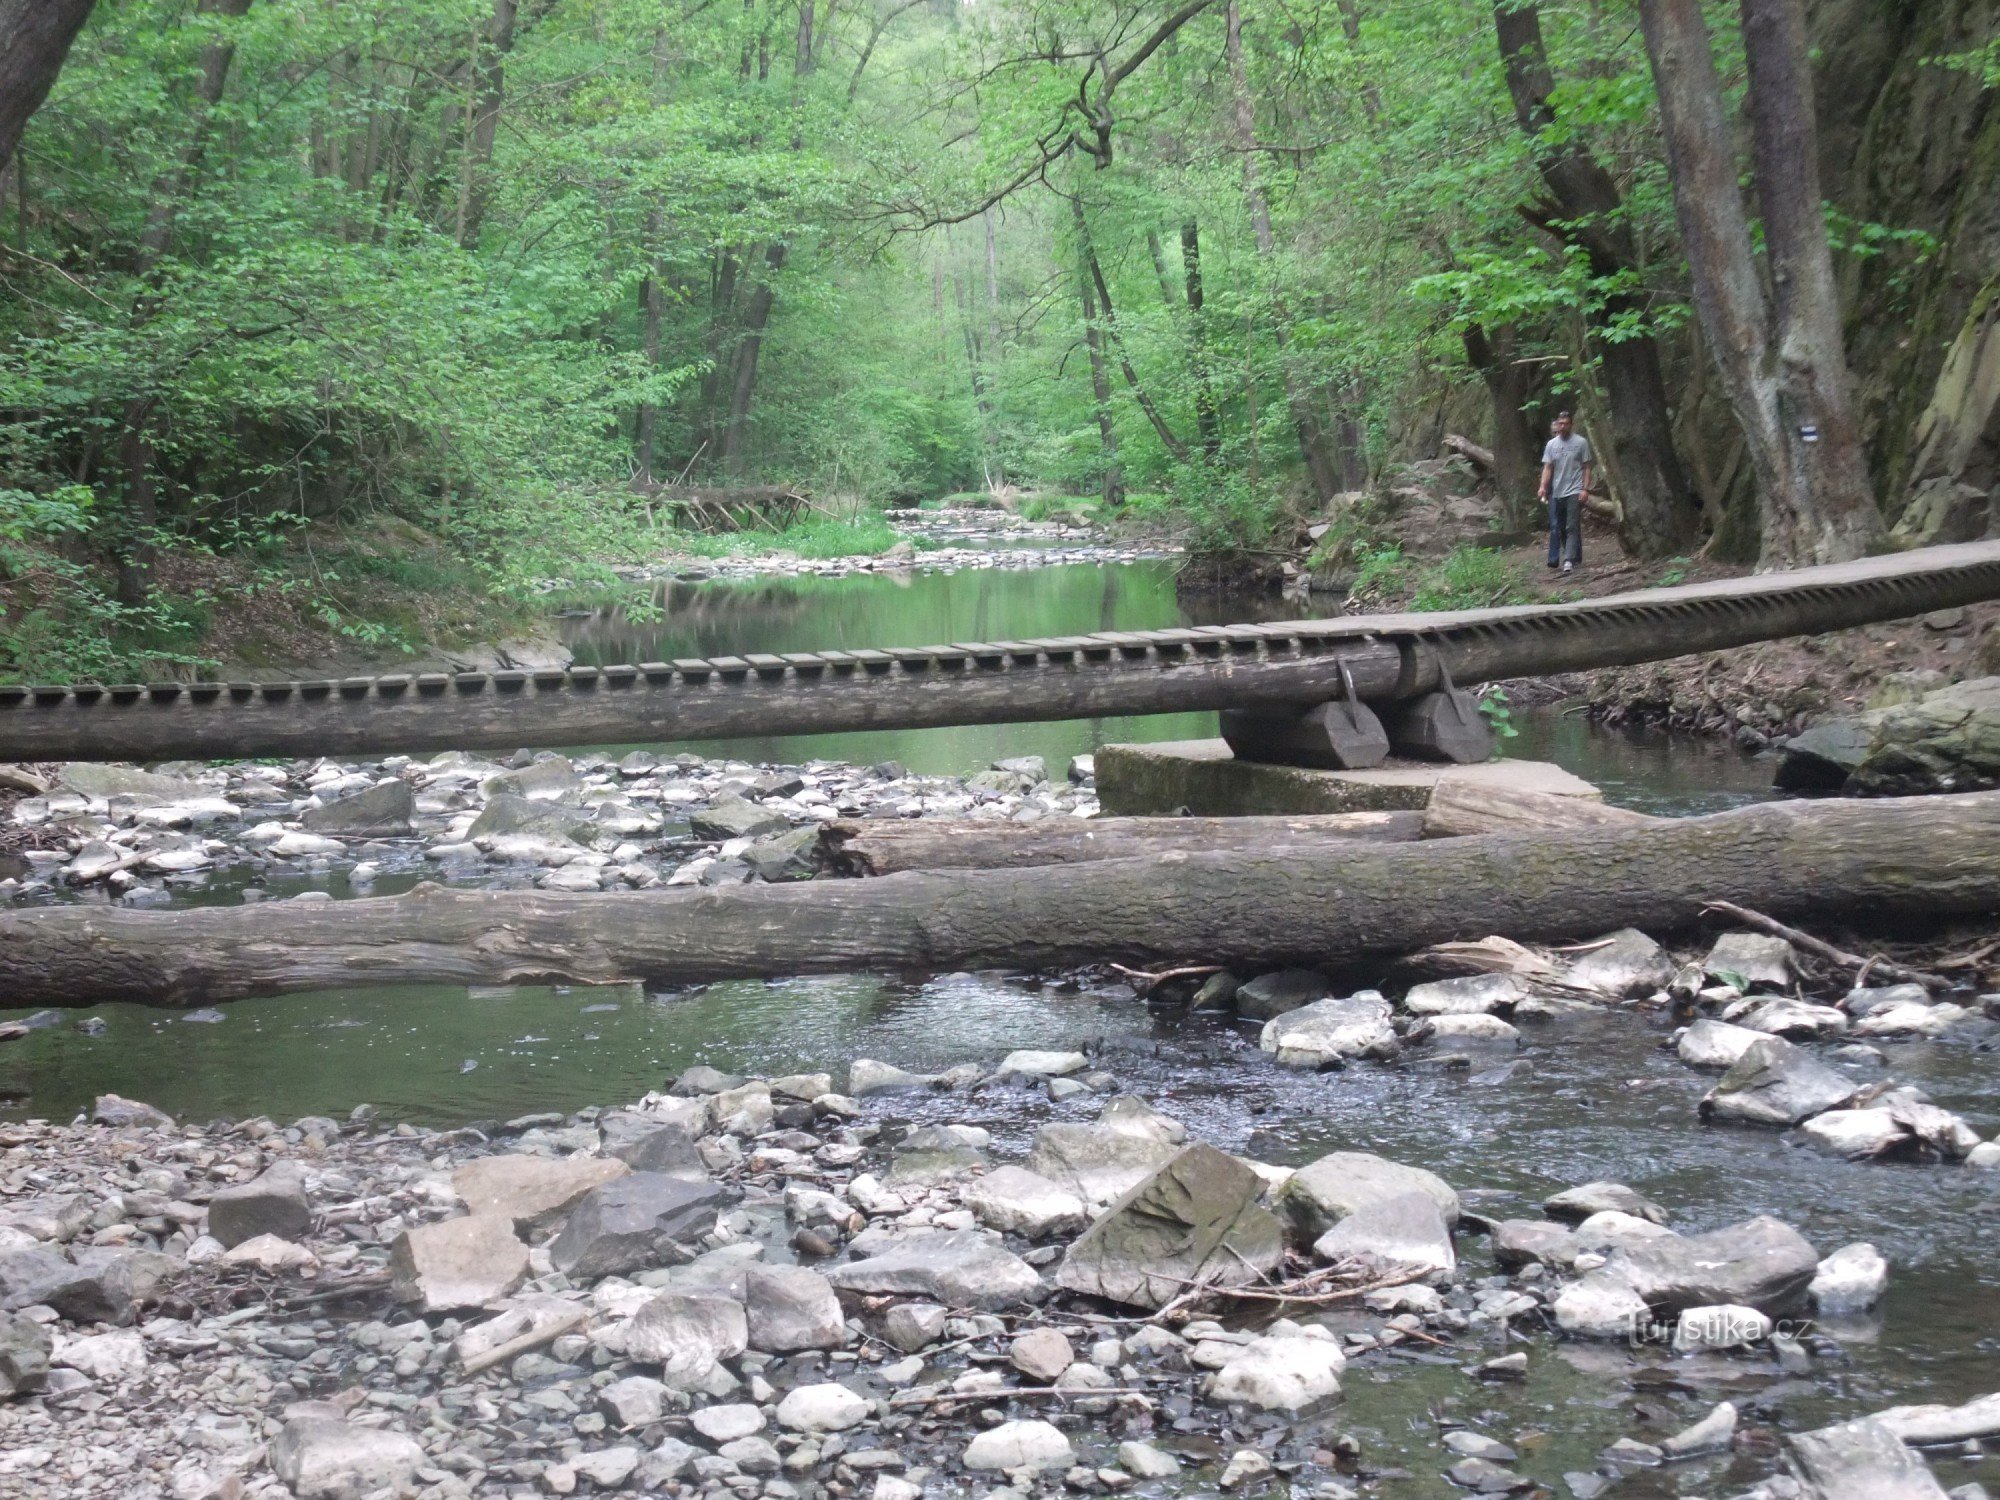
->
xmin=1096 ymin=739 xmax=1601 ymax=817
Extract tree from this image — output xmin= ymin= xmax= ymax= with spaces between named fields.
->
xmin=1636 ymin=0 xmax=1884 ymax=565
xmin=0 ymin=0 xmax=96 ymax=179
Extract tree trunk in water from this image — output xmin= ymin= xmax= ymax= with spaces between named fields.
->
xmin=1493 ymin=0 xmax=1699 ymax=558
xmin=0 ymin=0 xmax=98 ymax=180
xmin=455 ymin=0 xmax=517 ymax=250
xmin=3 ymin=793 xmax=1996 ymax=1007
xmin=1223 ymin=0 xmax=1341 ymax=503
xmin=1182 ymin=220 xmax=1221 ymax=460
xmin=1636 ymin=0 xmax=1884 ymax=566
xmin=823 ymin=811 xmax=1423 ymax=875
xmin=1737 ymin=0 xmax=1882 ymax=562
xmin=1461 ymin=323 xmax=1543 ymax=527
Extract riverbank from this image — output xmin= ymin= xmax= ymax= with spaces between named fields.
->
xmin=2 ymin=908 xmax=1997 ymax=1500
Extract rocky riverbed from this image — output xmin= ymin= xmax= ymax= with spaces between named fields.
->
xmin=2 ymin=911 xmax=1999 ymax=1499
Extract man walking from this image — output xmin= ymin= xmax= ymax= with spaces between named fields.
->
xmin=1539 ymin=411 xmax=1592 ymax=574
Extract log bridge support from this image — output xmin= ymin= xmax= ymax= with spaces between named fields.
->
xmin=2 ymin=541 xmax=1998 ymax=766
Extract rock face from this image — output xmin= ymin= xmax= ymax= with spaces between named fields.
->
xmin=1056 ymin=1145 xmax=1285 ymax=1310
xmin=546 ymin=1174 xmax=733 ymax=1279
xmin=744 ymin=1265 xmax=846 ymax=1352
xmin=1703 ymin=932 xmax=1794 ymax=988
xmin=206 ymin=1160 xmax=312 ymax=1248
xmin=1276 ymin=1151 xmax=1460 ymax=1245
xmin=389 ymin=1214 xmax=529 ymax=1313
xmin=1312 ymin=1192 xmax=1455 ymax=1283
xmin=1848 ymin=675 xmax=2000 ymax=795
xmin=269 ymin=1415 xmax=426 ymax=1500
xmin=599 ymin=1109 xmax=707 ymax=1177
xmin=1699 ymin=1037 xmax=1860 ymax=1126
xmin=958 ymin=1165 xmax=1087 ymax=1239
xmin=451 ymin=1154 xmax=629 ymax=1234
xmin=300 ymin=779 xmax=415 ymax=836
xmin=824 ymin=1231 xmax=1042 ymax=1310
xmin=1564 ymin=928 xmax=1676 ymax=997
xmin=1259 ymin=993 xmax=1398 ymax=1068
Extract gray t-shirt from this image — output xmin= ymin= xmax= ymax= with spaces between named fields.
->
xmin=1542 ymin=433 xmax=1592 ymax=498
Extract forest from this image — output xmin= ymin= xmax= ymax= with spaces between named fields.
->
xmin=0 ymin=0 xmax=1994 ymax=680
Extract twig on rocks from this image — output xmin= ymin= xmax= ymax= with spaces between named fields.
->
xmin=1140 ymin=1262 xmax=1418 ymax=1322
xmin=1702 ymin=900 xmax=1949 ymax=990
xmin=1106 ymin=962 xmax=1224 ymax=996
xmin=888 ymin=1384 xmax=1153 ymax=1407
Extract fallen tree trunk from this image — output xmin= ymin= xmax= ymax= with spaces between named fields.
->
xmin=1420 ymin=778 xmax=1658 ymax=838
xmin=822 ymin=811 xmax=1423 ymax=876
xmin=3 ymin=792 xmax=1997 ymax=1008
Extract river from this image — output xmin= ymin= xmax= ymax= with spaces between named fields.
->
xmin=2 ymin=541 xmax=1993 ymax=1497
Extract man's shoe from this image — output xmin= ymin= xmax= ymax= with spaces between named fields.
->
xmin=1560 ymin=561 xmax=1574 ymax=575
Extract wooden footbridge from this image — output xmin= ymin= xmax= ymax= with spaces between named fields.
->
xmin=5 ymin=540 xmax=1999 ymax=764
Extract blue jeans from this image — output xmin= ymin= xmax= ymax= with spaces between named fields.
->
xmin=1547 ymin=491 xmax=1582 ymax=567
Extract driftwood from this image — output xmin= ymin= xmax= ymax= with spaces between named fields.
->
xmin=657 ymin=485 xmax=809 ymax=533
xmin=1701 ymin=899 xmax=1950 ymax=991
xmin=1 ymin=792 xmax=1997 ymax=1008
xmin=1442 ymin=433 xmax=1497 ymax=471
xmin=1419 ymin=778 xmax=1657 ymax=839
xmin=822 ymin=811 xmax=1423 ymax=876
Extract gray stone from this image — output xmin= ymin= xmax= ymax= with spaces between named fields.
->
xmin=1234 ymin=969 xmax=1334 ymax=1021
xmin=825 ymin=1230 xmax=1042 ymax=1310
xmin=1704 ymin=932 xmax=1794 ymax=989
xmin=466 ymin=792 xmax=597 ymax=842
xmin=1677 ymin=1018 xmax=1766 ymax=1070
xmin=775 ymin=1382 xmax=870 ymax=1432
xmin=573 ymin=1447 xmax=644 ymax=1487
xmin=1811 ymin=1242 xmax=1889 ymax=1314
xmin=1610 ymin=1214 xmax=1820 ymax=1316
xmin=1095 ymin=1094 xmax=1187 ymax=1143
xmin=301 ymin=779 xmax=414 ymax=836
xmin=847 ymin=1058 xmax=938 ymax=1096
xmin=58 ymin=764 xmax=207 ymax=802
xmin=1544 ymin=1182 xmax=1667 ymax=1226
xmin=547 ymin=1173 xmax=734 ymax=1279
xmin=885 ymin=1125 xmax=989 ymax=1187
xmin=1564 ymin=929 xmax=1675 ymax=997
xmin=269 ymin=1416 xmax=426 ymax=1500
xmin=451 ymin=1154 xmax=629 ymax=1234
xmin=689 ymin=1402 xmax=764 ymax=1442
xmin=1489 ymin=1219 xmax=1578 ymax=1271
xmin=962 ymin=1419 xmax=1074 ymax=1471
xmin=0 ymin=1310 xmax=50 ymax=1397
xmin=481 ymin=757 xmax=581 ymax=801
xmin=91 ymin=1094 xmax=173 ymax=1129
xmin=599 ymin=1374 xmax=673 ymax=1428
xmin=1789 ymin=1417 xmax=1951 ymax=1500
xmin=1843 ymin=982 xmax=1934 ymax=1017
xmin=1207 ymin=1331 xmax=1345 ymax=1411
xmin=1259 ymin=992 xmax=1398 ymax=1068
xmin=1116 ymin=1441 xmax=1181 ymax=1479
xmin=207 ymin=1159 xmax=311 ymax=1249
xmin=998 ymin=1048 xmax=1088 ymax=1077
xmin=1700 ymin=1037 xmax=1860 ymax=1126
xmin=1276 ymin=1151 xmax=1460 ymax=1245
xmin=1775 ymin=718 xmax=1874 ymax=791
xmin=745 ymin=1265 xmax=845 ymax=1353
xmin=622 ymin=1293 xmax=748 ymax=1386
xmin=389 ymin=1214 xmax=528 ymax=1313
xmin=1056 ymin=1145 xmax=1284 ymax=1310
xmin=671 ymin=1064 xmax=742 ymax=1094
xmin=959 ymin=1166 xmax=1087 ymax=1239
xmin=690 ymin=796 xmax=789 ymax=840
xmin=1551 ymin=1272 xmax=1650 ymax=1339
xmin=1735 ymin=997 xmax=1850 ymax=1040
xmin=1025 ymin=1122 xmax=1179 ymax=1211
xmin=1403 ymin=972 xmax=1527 ymax=1015
xmin=599 ymin=1109 xmax=707 ymax=1178
xmin=1799 ymin=1108 xmax=1909 ymax=1160
xmin=742 ymin=826 xmax=822 ymax=882
xmin=1446 ymin=1456 xmax=1534 ymax=1492
xmin=882 ymin=1302 xmax=948 ymax=1353
xmin=1009 ymin=1328 xmax=1074 ymax=1381
xmin=1850 ymin=676 xmax=2000 ymax=796
xmin=0 ymin=1246 xmax=174 ymax=1326
xmin=1873 ymin=1393 xmax=2000 ymax=1446
xmin=1311 ymin=1191 xmax=1455 ymax=1283
xmin=1659 ymin=1400 xmax=1737 ymax=1458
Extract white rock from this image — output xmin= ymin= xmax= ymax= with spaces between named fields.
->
xmin=1260 ymin=993 xmax=1398 ymax=1067
xmin=270 ymin=831 xmax=346 ymax=858
xmin=1552 ymin=1274 xmax=1650 ymax=1340
xmin=774 ymin=1381 xmax=870 ymax=1432
xmin=1811 ymin=1242 xmax=1889 ymax=1314
xmin=1402 ymin=973 xmax=1525 ymax=1015
xmin=998 ymin=1049 xmax=1087 ymax=1077
xmin=1660 ymin=1401 xmax=1738 ymax=1458
xmin=1207 ymin=1333 xmax=1345 ymax=1410
xmin=848 ymin=1059 xmax=937 ymax=1096
xmin=222 ymin=1233 xmax=318 ymax=1272
xmin=958 ymin=1166 xmax=1086 ymax=1239
xmin=1426 ymin=1012 xmax=1520 ymax=1046
xmin=268 ymin=1417 xmax=424 ymax=1500
xmin=690 ymin=1403 xmax=765 ymax=1443
xmin=961 ymin=1419 xmax=1075 ymax=1472
xmin=53 ymin=1330 xmax=146 ymax=1382
xmin=1798 ymin=1109 xmax=1907 ymax=1160
xmin=1676 ymin=1018 xmax=1766 ymax=1070
xmin=572 ymin=1446 xmax=642 ymax=1487
xmin=1673 ymin=1304 xmax=1771 ymax=1351
xmin=1116 ymin=1441 xmax=1182 ymax=1478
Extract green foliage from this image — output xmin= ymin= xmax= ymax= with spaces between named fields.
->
xmin=1411 ymin=546 xmax=1527 ymax=612
xmin=1477 ymin=686 xmax=1520 ymax=746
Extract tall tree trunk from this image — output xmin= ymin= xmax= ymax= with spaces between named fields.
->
xmin=1074 ymin=200 xmax=1189 ymax=462
xmin=455 ymin=0 xmax=517 ymax=250
xmin=720 ymin=243 xmax=786 ymax=475
xmin=1073 ymin=204 xmax=1123 ymax=506
xmin=1636 ymin=0 xmax=1884 ymax=566
xmin=1494 ymin=0 xmax=1699 ymax=559
xmin=1461 ymin=323 xmax=1544 ymax=528
xmin=1223 ymin=0 xmax=1340 ymax=503
xmin=636 ymin=244 xmax=665 ymax=484
xmin=0 ymin=0 xmax=97 ymax=180
xmin=1182 ymin=220 xmax=1221 ymax=461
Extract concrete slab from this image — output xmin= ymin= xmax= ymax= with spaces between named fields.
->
xmin=1096 ymin=739 xmax=1602 ymax=817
